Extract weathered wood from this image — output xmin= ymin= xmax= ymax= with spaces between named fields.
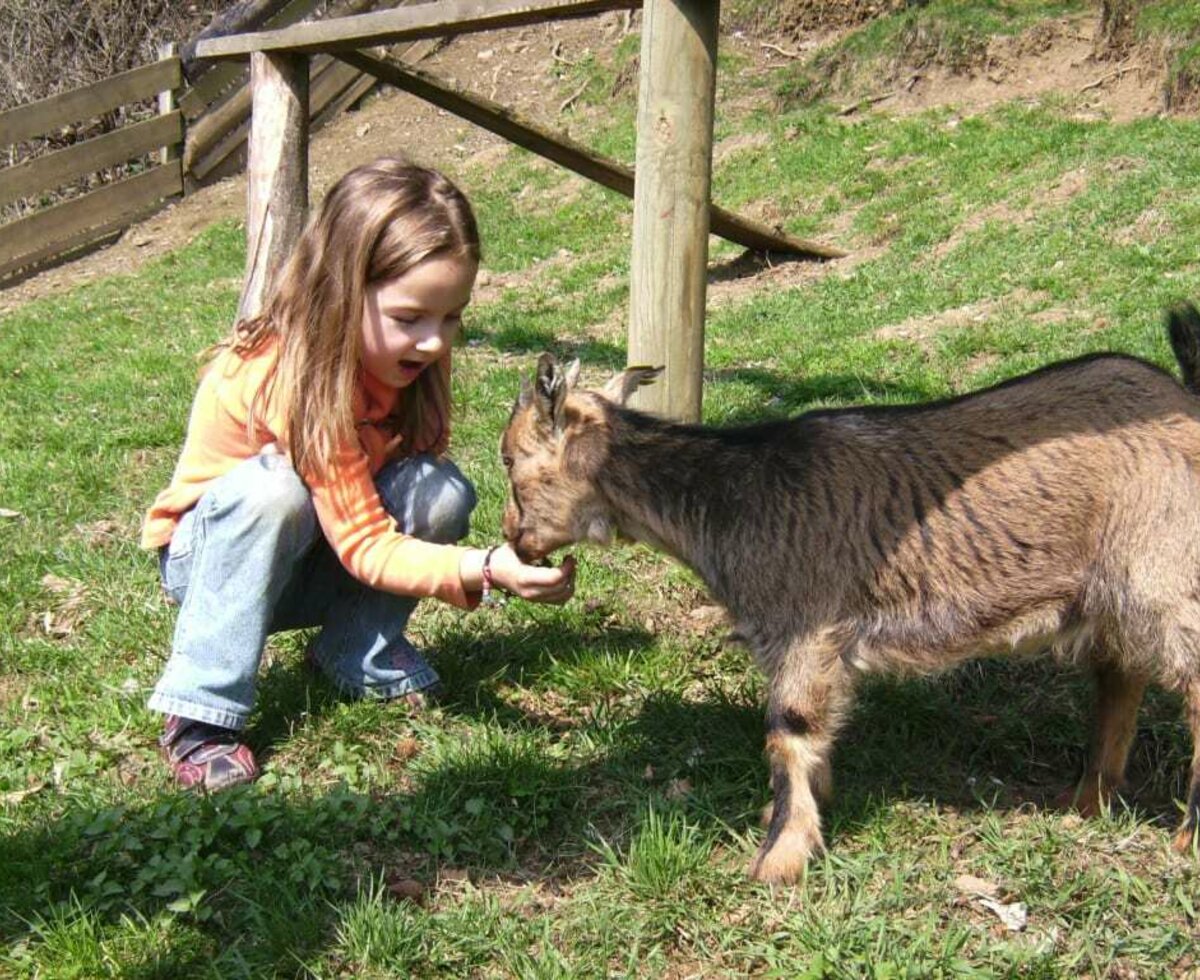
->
xmin=0 ymin=112 xmax=183 ymax=208
xmin=187 ymin=52 xmax=359 ymax=182
xmin=179 ymin=62 xmax=250 ymax=120
xmin=238 ymin=52 xmax=310 ymax=322
xmin=159 ymin=44 xmax=180 ymax=165
xmin=179 ymin=0 xmax=334 ymax=117
xmin=0 ymin=59 xmax=182 ymax=147
xmin=337 ymin=52 xmax=846 ymax=259
xmin=180 ymin=0 xmax=297 ymax=79
xmin=628 ymin=0 xmax=719 ymax=422
xmin=0 ymin=162 xmax=182 ymax=278
xmin=195 ymin=0 xmax=641 ymax=59
xmin=312 ymin=64 xmax=378 ymax=128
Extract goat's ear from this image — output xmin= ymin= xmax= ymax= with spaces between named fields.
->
xmin=515 ymin=375 xmax=534 ymax=411
xmin=534 ymin=352 xmax=571 ymax=429
xmin=600 ymin=365 xmax=664 ymax=406
xmin=564 ymin=358 xmax=582 ymax=390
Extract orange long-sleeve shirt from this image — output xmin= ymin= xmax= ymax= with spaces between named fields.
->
xmin=141 ymin=337 xmax=475 ymax=609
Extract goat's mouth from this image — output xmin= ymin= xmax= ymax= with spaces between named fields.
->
xmin=508 ymin=529 xmax=559 ymax=565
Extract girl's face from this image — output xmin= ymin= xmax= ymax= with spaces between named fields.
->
xmin=360 ymin=253 xmax=477 ymax=388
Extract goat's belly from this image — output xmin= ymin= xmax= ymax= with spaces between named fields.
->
xmin=849 ymin=604 xmax=1087 ymax=675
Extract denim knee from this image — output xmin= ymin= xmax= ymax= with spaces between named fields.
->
xmin=213 ymin=453 xmax=317 ymax=549
xmin=375 ymin=455 xmax=476 ymax=544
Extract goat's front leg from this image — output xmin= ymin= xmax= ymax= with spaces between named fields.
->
xmin=750 ymin=645 xmax=850 ymax=884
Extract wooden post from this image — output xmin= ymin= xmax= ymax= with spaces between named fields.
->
xmin=628 ymin=0 xmax=719 ymax=421
xmin=238 ymin=51 xmax=309 ymax=322
xmin=158 ymin=43 xmax=179 ymax=166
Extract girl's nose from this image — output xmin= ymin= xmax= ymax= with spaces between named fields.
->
xmin=415 ymin=324 xmax=446 ymax=354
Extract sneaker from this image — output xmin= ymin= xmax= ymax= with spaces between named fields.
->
xmin=159 ymin=715 xmax=260 ymax=792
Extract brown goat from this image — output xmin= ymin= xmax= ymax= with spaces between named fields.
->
xmin=500 ymin=305 xmax=1200 ymax=883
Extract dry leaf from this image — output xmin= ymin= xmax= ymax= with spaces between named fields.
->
xmin=954 ymin=874 xmax=1001 ymax=899
xmin=41 ymin=574 xmax=75 ymax=594
xmin=978 ymin=896 xmax=1028 ymax=932
xmin=665 ymin=777 xmax=693 ymax=800
xmin=36 ymin=574 xmax=88 ymax=637
xmin=386 ymin=876 xmax=426 ymax=904
xmin=1 ymin=781 xmax=45 ymax=805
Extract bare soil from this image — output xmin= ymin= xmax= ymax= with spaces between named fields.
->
xmin=0 ymin=7 xmax=1182 ymax=315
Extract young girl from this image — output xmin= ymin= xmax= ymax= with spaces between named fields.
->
xmin=141 ymin=158 xmax=576 ymax=791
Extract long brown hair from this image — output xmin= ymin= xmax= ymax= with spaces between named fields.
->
xmin=230 ymin=158 xmax=481 ymax=478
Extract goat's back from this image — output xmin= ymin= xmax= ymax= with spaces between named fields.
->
xmin=704 ymin=354 xmax=1200 ymax=684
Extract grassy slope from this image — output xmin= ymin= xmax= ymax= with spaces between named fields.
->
xmin=3 ymin=2 xmax=1200 ymax=976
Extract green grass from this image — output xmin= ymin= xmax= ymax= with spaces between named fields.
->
xmin=4 ymin=6 xmax=1200 ymax=977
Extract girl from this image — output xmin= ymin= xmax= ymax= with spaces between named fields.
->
xmin=141 ymin=158 xmax=576 ymax=791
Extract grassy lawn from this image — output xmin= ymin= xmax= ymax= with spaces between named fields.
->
xmin=4 ymin=5 xmax=1200 ymax=977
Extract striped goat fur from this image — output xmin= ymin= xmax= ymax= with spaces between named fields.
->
xmin=500 ymin=303 xmax=1200 ymax=883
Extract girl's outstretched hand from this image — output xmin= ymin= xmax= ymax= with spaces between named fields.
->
xmin=462 ymin=545 xmax=576 ymax=605
xmin=492 ymin=544 xmax=576 ymax=604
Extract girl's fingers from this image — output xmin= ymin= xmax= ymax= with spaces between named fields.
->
xmin=514 ymin=554 xmax=576 ymax=601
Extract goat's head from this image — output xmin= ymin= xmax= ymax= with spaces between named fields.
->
xmin=500 ymin=353 xmax=661 ymax=562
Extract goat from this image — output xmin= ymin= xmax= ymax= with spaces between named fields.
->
xmin=500 ymin=304 xmax=1200 ymax=883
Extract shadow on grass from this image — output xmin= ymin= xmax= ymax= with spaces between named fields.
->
xmin=708 ymin=365 xmax=937 ymax=422
xmin=1 ymin=634 xmax=1191 ymax=973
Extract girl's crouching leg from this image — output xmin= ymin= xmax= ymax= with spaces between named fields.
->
xmin=375 ymin=454 xmax=477 ymax=543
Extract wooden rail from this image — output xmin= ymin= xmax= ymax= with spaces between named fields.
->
xmin=0 ymin=59 xmax=182 ymax=147
xmin=0 ymin=56 xmax=184 ymax=281
xmin=195 ymin=0 xmax=641 ymax=58
xmin=337 ymin=51 xmax=846 ymax=259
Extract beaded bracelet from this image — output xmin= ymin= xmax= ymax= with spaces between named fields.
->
xmin=481 ymin=545 xmax=506 ymax=607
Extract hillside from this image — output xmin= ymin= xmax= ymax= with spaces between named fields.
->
xmin=0 ymin=1 xmax=1185 ymax=315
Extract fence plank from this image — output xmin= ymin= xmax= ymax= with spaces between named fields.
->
xmin=196 ymin=0 xmax=641 ymax=59
xmin=0 ymin=59 xmax=182 ymax=147
xmin=0 ymin=113 xmax=184 ymax=209
xmin=0 ymin=162 xmax=182 ymax=277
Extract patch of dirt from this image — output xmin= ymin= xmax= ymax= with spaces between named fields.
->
xmin=851 ymin=15 xmax=1165 ymax=122
xmin=873 ymin=288 xmax=1113 ymax=367
xmin=0 ymin=8 xmax=1187 ymax=315
xmin=931 ymin=155 xmax=1146 ymax=261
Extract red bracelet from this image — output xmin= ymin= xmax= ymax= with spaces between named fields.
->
xmin=481 ymin=545 xmax=505 ymax=607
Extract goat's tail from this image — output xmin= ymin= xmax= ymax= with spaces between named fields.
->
xmin=1167 ymin=301 xmax=1200 ymax=394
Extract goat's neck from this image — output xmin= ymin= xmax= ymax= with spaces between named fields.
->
xmin=593 ymin=408 xmax=743 ymax=589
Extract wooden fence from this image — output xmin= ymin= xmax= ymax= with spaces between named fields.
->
xmin=0 ymin=0 xmax=406 ymax=283
xmin=0 ymin=56 xmax=184 ymax=281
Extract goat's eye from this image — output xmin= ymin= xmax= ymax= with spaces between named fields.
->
xmin=501 ymin=455 xmax=514 ymax=470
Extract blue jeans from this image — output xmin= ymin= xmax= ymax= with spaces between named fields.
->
xmin=147 ymin=452 xmax=476 ymax=730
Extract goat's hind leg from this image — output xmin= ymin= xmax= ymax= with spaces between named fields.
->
xmin=750 ymin=646 xmax=850 ymax=884
xmin=1172 ymin=678 xmax=1200 ymax=854
xmin=1068 ymin=662 xmax=1146 ymax=818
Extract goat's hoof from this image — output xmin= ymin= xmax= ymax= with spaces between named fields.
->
xmin=748 ymin=828 xmax=822 ymax=884
xmin=759 ymin=802 xmax=773 ymax=828
xmin=1172 ymin=824 xmax=1197 ymax=856
xmin=1055 ymin=782 xmax=1109 ymax=818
